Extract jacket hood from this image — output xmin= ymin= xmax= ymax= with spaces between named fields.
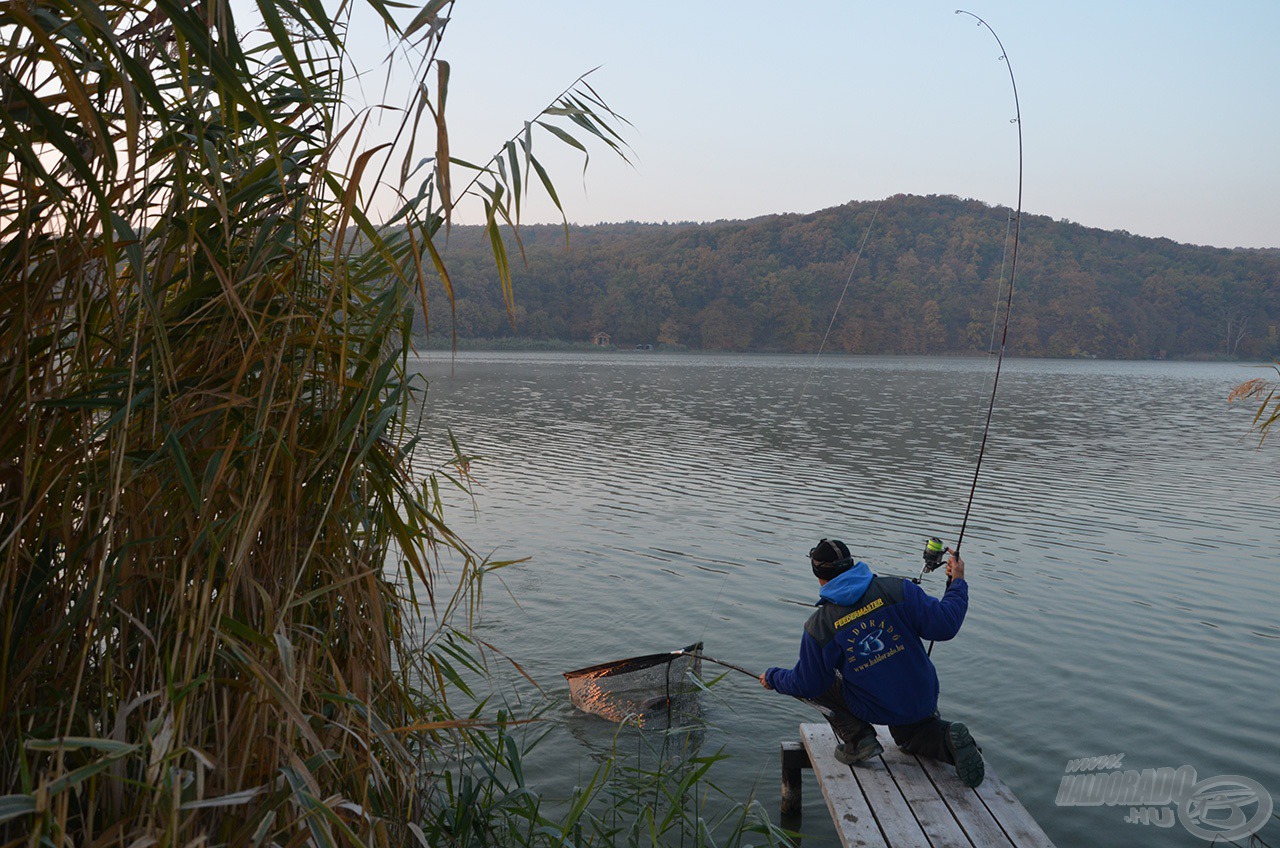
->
xmin=818 ymin=560 xmax=874 ymax=606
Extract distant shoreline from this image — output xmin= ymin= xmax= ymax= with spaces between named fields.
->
xmin=411 ymin=336 xmax=1270 ymax=364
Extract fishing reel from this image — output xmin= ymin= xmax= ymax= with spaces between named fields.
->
xmin=922 ymin=537 xmax=947 ymax=573
xmin=913 ymin=537 xmax=948 ymax=584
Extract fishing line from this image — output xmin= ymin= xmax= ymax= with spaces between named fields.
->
xmin=694 ymin=565 xmax=732 ymax=648
xmin=990 ymin=213 xmax=1015 ymax=356
xmin=789 ymin=200 xmax=883 ymax=424
xmin=965 ymin=213 xmax=1014 ymax=450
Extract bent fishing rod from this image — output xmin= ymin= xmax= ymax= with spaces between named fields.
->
xmin=692 ymin=11 xmax=1024 ymax=667
xmin=952 ymin=9 xmax=1023 ymax=560
xmin=921 ymin=11 xmax=1024 ymax=653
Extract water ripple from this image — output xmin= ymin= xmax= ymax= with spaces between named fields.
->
xmin=410 ymin=353 xmax=1280 ymax=848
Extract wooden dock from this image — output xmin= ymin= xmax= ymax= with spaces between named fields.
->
xmin=785 ymin=723 xmax=1057 ymax=847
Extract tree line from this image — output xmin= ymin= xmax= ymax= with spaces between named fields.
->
xmin=426 ymin=194 xmax=1280 ymax=360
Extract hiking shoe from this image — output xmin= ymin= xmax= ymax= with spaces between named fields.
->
xmin=948 ymin=722 xmax=985 ymax=788
xmin=834 ymin=735 xmax=884 ymax=765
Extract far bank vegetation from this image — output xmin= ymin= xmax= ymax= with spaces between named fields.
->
xmin=426 ymin=194 xmax=1280 ymax=360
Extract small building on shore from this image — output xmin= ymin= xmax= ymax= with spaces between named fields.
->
xmin=592 ymin=331 xmax=612 ymax=347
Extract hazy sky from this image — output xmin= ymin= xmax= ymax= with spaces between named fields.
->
xmin=356 ymin=1 xmax=1280 ymax=249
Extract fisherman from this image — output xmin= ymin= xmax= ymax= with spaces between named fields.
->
xmin=760 ymin=538 xmax=984 ymax=787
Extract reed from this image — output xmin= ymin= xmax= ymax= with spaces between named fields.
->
xmin=1231 ymin=367 xmax=1280 ymax=443
xmin=0 ymin=0 xmax=634 ymax=843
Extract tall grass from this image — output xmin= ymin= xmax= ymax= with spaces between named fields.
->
xmin=0 ymin=0 xmax=641 ymax=843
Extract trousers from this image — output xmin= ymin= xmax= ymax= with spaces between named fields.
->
xmin=810 ymin=682 xmax=954 ymax=764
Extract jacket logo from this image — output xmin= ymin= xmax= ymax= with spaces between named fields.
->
xmin=834 ymin=597 xmax=884 ymax=628
xmin=857 ymin=629 xmax=886 ymax=654
xmin=845 ymin=618 xmax=905 ymax=672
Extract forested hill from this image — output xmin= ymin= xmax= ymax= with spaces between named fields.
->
xmin=423 ymin=194 xmax=1280 ymax=359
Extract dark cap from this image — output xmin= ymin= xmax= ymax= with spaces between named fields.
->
xmin=809 ymin=539 xmax=850 ymax=563
xmin=809 ymin=538 xmax=853 ymax=579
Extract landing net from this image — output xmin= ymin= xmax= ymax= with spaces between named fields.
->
xmin=563 ymin=642 xmax=703 ymax=727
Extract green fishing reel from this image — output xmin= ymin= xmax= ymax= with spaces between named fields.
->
xmin=922 ymin=537 xmax=947 ymax=573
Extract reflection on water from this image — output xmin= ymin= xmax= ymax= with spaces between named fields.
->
xmin=409 ymin=352 xmax=1280 ymax=848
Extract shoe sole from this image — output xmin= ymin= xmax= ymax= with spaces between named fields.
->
xmin=949 ymin=723 xmax=985 ymax=788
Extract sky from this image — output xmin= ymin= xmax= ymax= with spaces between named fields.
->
xmin=348 ymin=0 xmax=1280 ymax=249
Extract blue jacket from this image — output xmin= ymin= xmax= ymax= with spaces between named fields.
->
xmin=763 ymin=562 xmax=968 ymax=726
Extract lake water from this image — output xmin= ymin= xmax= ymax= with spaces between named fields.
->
xmin=408 ymin=352 xmax=1280 ymax=847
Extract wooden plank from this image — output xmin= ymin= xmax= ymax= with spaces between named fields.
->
xmin=846 ymin=751 xmax=934 ymax=846
xmin=971 ymin=765 xmax=1057 ymax=848
xmin=802 ymin=723 xmax=933 ymax=847
xmin=907 ymin=731 xmax=1054 ymax=848
xmin=801 ymin=723 xmax=1055 ymax=848
xmin=799 ymin=724 xmax=888 ymax=848
xmin=873 ymin=726 xmax=975 ymax=848
xmin=914 ymin=748 xmax=1017 ymax=848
